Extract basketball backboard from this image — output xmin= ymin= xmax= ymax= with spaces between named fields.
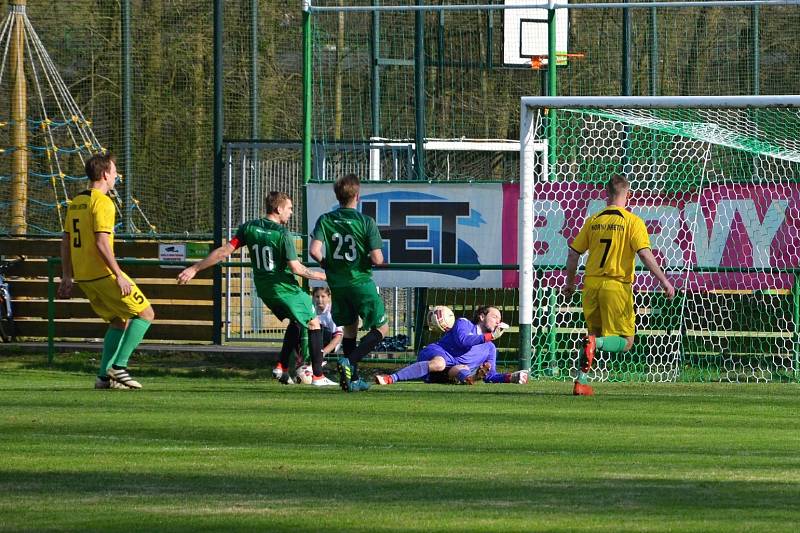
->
xmin=503 ymin=0 xmax=569 ymax=67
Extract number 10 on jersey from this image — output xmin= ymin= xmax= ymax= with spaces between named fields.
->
xmin=252 ymin=244 xmax=274 ymax=271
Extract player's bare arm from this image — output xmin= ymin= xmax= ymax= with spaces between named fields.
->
xmin=564 ymin=248 xmax=581 ymax=299
xmin=288 ymin=259 xmax=326 ymax=282
xmin=95 ymin=232 xmax=131 ymax=296
xmin=637 ymin=248 xmax=675 ymax=298
xmin=57 ymin=232 xmax=74 ymax=298
xmin=308 ymin=239 xmax=324 ymax=264
xmin=369 ymin=248 xmax=384 ymax=266
xmin=322 ymin=332 xmax=342 ymax=355
xmin=177 ymin=242 xmax=236 ymax=284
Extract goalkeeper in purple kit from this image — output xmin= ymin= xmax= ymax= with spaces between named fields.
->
xmin=374 ymin=306 xmax=528 ymax=385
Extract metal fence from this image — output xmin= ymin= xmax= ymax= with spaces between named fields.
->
xmin=1 ymin=1 xmax=798 ymax=237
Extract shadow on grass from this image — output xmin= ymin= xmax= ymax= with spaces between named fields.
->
xmin=7 ymin=353 xmax=538 ymax=385
xmin=2 ymin=469 xmax=798 ymax=516
xmin=11 ymin=352 xmax=280 ymax=380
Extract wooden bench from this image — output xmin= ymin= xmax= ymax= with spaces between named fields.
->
xmin=1 ymin=237 xmax=215 ymax=343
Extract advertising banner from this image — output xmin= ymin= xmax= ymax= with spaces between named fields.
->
xmin=502 ymin=182 xmax=799 ymax=290
xmin=307 ymin=183 xmax=506 ymax=287
xmin=308 ymin=181 xmax=797 ymax=290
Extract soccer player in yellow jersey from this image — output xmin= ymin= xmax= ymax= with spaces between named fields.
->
xmin=564 ymin=176 xmax=675 ymax=396
xmin=58 ymin=153 xmax=155 ymax=390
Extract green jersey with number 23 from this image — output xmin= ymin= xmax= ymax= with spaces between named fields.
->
xmin=311 ymin=207 xmax=384 ymax=288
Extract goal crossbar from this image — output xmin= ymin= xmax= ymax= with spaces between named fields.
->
xmin=521 ymin=95 xmax=800 ymax=110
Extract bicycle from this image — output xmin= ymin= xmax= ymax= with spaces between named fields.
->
xmin=0 ymin=256 xmax=24 ymax=343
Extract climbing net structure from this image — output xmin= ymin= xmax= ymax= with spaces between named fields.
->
xmin=0 ymin=2 xmax=152 ymax=235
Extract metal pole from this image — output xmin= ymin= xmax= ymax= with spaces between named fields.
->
xmin=301 ymin=1 xmax=313 ymax=360
xmin=535 ymin=5 xmax=558 ymax=371
xmin=9 ymin=0 xmax=28 ymax=235
xmin=437 ymin=10 xmax=445 ymax=74
xmin=547 ymin=287 xmax=557 ymax=373
xmin=622 ymin=0 xmax=632 ymax=96
xmin=794 ymin=275 xmax=800 ymax=381
xmin=520 ymin=95 xmax=800 ymax=108
xmin=751 ymin=5 xmax=760 ymax=95
xmin=240 ymin=152 xmax=247 ymax=338
xmin=309 ymin=1 xmax=798 ymax=14
xmin=249 ymin=0 xmax=263 ymax=337
xmin=212 ymin=0 xmax=224 ymax=345
xmin=47 ymin=257 xmax=55 ymax=364
xmin=226 ymin=146 xmax=233 ymax=340
xmin=518 ymin=107 xmax=536 ymax=371
xmin=251 ymin=0 xmax=259 ymax=137
xmin=486 ymin=7 xmax=493 ymax=70
xmin=622 ymin=0 xmax=632 ymax=180
xmin=303 ymin=1 xmax=312 ymax=185
xmin=546 ymin=6 xmax=556 ymax=178
xmin=547 ymin=6 xmax=556 ymax=98
xmin=412 ymin=0 xmax=427 ymax=348
xmin=650 ymin=7 xmax=658 ymax=96
xmin=121 ymin=0 xmax=133 ymax=233
xmin=650 ymin=7 xmax=658 ymax=183
xmin=369 ymin=0 xmax=381 ymax=180
xmin=414 ymin=0 xmax=425 ymax=180
xmin=371 ymin=2 xmax=380 ymax=137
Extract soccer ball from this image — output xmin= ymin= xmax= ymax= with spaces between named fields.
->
xmin=427 ymin=305 xmax=455 ymax=333
xmin=295 ymin=364 xmax=313 ymax=385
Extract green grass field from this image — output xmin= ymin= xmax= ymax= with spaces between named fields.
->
xmin=0 ymin=355 xmax=798 ymax=532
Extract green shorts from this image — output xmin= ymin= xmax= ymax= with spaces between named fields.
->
xmin=258 ymin=284 xmax=315 ymax=326
xmin=330 ymin=280 xmax=387 ymax=330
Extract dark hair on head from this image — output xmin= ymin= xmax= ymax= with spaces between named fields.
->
xmin=85 ymin=153 xmax=116 ymax=182
xmin=606 ymin=175 xmax=630 ymax=198
xmin=265 ymin=191 xmax=291 ymax=214
xmin=334 ymin=174 xmax=360 ymax=205
xmin=312 ymin=286 xmax=331 ymax=296
xmin=472 ymin=306 xmax=496 ymax=324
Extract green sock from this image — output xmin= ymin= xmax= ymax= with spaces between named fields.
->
xmin=98 ymin=327 xmax=125 ymax=378
xmin=596 ymin=336 xmax=627 ymax=353
xmin=111 ymin=318 xmax=151 ymax=368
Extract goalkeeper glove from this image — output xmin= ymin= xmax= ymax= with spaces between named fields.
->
xmin=509 ymin=370 xmax=529 ymax=384
xmin=491 ymin=322 xmax=510 ymax=340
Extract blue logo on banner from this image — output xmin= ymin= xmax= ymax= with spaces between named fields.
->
xmin=359 ymin=191 xmax=484 ymax=280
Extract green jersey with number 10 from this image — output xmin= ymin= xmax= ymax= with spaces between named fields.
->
xmin=311 ymin=207 xmax=384 ymax=288
xmin=235 ymin=218 xmax=299 ymax=296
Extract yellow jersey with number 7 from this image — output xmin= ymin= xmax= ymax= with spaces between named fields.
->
xmin=64 ymin=189 xmax=115 ymax=282
xmin=569 ymin=206 xmax=651 ymax=284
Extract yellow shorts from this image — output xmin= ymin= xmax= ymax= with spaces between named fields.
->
xmin=582 ymin=276 xmax=635 ymax=337
xmin=77 ymin=274 xmax=150 ymax=322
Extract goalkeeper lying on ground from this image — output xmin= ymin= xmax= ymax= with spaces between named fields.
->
xmin=374 ymin=306 xmax=528 ymax=385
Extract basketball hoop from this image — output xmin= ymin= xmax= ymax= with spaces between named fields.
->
xmin=530 ymin=53 xmax=585 ymax=70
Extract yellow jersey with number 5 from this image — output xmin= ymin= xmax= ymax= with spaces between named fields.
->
xmin=65 ymin=189 xmax=115 ymax=282
xmin=569 ymin=206 xmax=651 ymax=283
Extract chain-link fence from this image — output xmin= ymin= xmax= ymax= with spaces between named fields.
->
xmin=309 ymin=0 xmax=800 ymax=158
xmin=2 ymin=0 xmax=798 ymax=237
